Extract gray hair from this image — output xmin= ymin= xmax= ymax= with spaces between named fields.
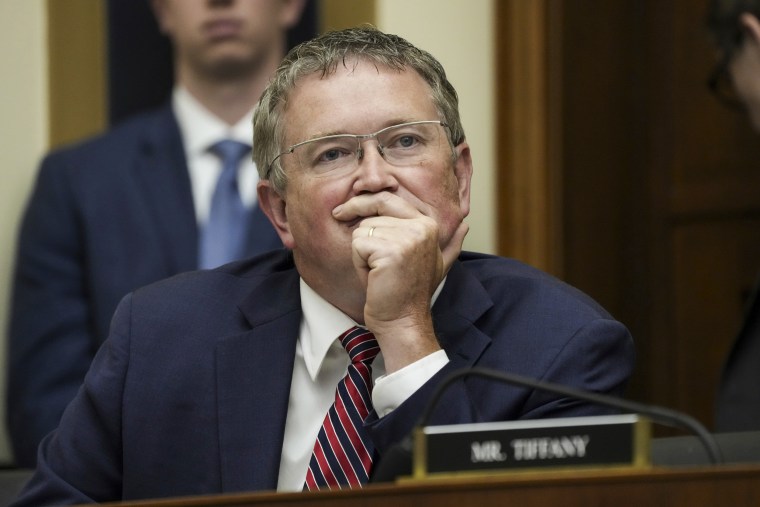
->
xmin=252 ymin=25 xmax=465 ymax=193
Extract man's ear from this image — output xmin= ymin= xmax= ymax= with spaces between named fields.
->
xmin=258 ymin=181 xmax=295 ymax=248
xmin=739 ymin=13 xmax=760 ymax=44
xmin=453 ymin=142 xmax=473 ymax=218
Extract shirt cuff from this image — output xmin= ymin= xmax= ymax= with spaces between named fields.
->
xmin=372 ymin=349 xmax=449 ymax=417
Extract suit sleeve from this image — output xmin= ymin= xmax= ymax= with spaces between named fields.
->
xmin=7 ymin=154 xmax=97 ymax=467
xmin=367 ymin=317 xmax=635 ymax=453
xmin=10 ymin=295 xmax=132 ymax=506
xmin=517 ymin=317 xmax=635 ymax=417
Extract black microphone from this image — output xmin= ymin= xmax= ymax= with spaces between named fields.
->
xmin=371 ymin=366 xmax=723 ymax=483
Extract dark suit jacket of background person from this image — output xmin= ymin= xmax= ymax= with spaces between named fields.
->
xmin=11 ymin=250 xmax=635 ymax=505
xmin=6 ymin=103 xmax=282 ymax=467
xmin=715 ymin=279 xmax=760 ymax=431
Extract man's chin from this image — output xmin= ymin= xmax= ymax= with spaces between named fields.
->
xmin=202 ymin=51 xmax=262 ymax=80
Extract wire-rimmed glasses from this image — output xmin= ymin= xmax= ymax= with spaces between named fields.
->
xmin=708 ymin=54 xmax=744 ymax=110
xmin=266 ymin=120 xmax=450 ymax=178
xmin=707 ymin=36 xmax=746 ymax=111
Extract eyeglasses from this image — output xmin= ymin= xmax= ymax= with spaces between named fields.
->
xmin=707 ymin=44 xmax=744 ymax=110
xmin=267 ymin=120 xmax=450 ymax=177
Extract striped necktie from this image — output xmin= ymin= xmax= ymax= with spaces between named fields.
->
xmin=304 ymin=327 xmax=380 ymax=490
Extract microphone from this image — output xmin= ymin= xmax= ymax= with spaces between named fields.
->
xmin=371 ymin=367 xmax=723 ymax=483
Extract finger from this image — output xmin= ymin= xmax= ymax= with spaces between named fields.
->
xmin=351 ymin=229 xmax=372 ymax=288
xmin=352 ymin=222 xmax=381 ymax=243
xmin=333 ymin=192 xmax=423 ymax=222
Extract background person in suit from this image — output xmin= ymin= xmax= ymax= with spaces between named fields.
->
xmin=6 ymin=0 xmax=305 ymax=467
xmin=11 ymin=27 xmax=635 ymax=504
xmin=707 ymin=0 xmax=760 ymax=431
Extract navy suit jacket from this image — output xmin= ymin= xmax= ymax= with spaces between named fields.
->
xmin=7 ymin=104 xmax=281 ymax=466
xmin=12 ymin=250 xmax=634 ymax=504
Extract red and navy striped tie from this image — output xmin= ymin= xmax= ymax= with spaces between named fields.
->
xmin=304 ymin=326 xmax=380 ymax=490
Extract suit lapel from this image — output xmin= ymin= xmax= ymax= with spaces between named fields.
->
xmin=433 ymin=259 xmax=494 ymax=362
xmin=132 ymin=105 xmax=198 ymax=272
xmin=216 ymin=266 xmax=301 ymax=492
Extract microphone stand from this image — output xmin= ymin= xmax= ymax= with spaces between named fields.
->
xmin=372 ymin=367 xmax=723 ymax=483
xmin=418 ymin=367 xmax=723 ymax=465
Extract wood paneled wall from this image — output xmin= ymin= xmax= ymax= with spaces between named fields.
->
xmin=497 ymin=0 xmax=760 ymax=431
xmin=47 ymin=0 xmax=106 ymax=148
xmin=497 ymin=0 xmax=563 ymax=276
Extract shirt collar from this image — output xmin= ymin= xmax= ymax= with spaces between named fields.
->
xmin=172 ymin=86 xmax=254 ymax=156
xmin=299 ymin=279 xmax=357 ymax=381
xmin=298 ymin=276 xmax=447 ymax=381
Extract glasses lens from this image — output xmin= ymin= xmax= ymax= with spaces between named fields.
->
xmin=378 ymin=122 xmax=445 ymax=166
xmin=710 ymin=71 xmax=744 ymax=110
xmin=708 ymin=46 xmax=744 ymax=110
xmin=294 ymin=135 xmax=359 ymax=174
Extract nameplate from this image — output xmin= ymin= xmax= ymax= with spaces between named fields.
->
xmin=412 ymin=414 xmax=650 ymax=478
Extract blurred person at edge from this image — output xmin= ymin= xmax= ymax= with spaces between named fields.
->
xmin=708 ymin=0 xmax=760 ymax=431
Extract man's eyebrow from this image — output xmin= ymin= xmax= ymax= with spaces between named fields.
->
xmin=305 ymin=130 xmax=352 ymax=139
xmin=302 ymin=119 xmax=420 ymax=140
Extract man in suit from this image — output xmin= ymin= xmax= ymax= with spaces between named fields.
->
xmin=6 ymin=0 xmax=305 ymax=467
xmin=11 ymin=27 xmax=635 ymax=504
xmin=707 ymin=0 xmax=760 ymax=431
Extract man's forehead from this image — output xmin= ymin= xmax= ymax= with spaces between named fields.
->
xmin=281 ymin=62 xmax=437 ymax=136
xmin=296 ymin=59 xmax=415 ymax=84
xmin=287 ymin=58 xmax=431 ymax=98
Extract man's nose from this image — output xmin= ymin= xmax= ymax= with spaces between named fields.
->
xmin=356 ymin=139 xmax=385 ymax=163
xmin=353 ymin=141 xmax=397 ymax=192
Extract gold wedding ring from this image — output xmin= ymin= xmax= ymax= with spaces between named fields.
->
xmin=368 ymin=227 xmax=375 ymax=238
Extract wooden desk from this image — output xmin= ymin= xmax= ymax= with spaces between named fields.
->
xmin=105 ymin=465 xmax=760 ymax=507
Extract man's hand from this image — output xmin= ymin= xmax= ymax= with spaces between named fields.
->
xmin=332 ymin=191 xmax=468 ymax=372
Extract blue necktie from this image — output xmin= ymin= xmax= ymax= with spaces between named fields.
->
xmin=199 ymin=140 xmax=252 ymax=269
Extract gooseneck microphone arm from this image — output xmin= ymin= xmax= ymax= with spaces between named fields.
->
xmin=417 ymin=367 xmax=723 ymax=465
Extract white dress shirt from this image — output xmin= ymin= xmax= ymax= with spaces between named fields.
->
xmin=276 ymin=279 xmax=449 ymax=491
xmin=171 ymin=87 xmax=259 ymax=225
